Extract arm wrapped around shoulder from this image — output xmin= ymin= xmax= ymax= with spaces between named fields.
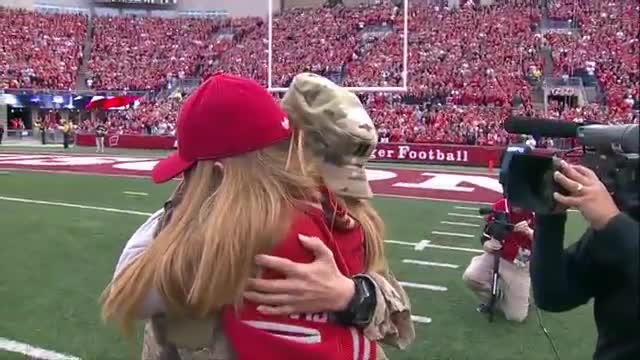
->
xmin=358 ymin=271 xmax=415 ymax=350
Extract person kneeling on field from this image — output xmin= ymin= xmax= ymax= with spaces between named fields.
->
xmin=462 ymin=198 xmax=535 ymax=322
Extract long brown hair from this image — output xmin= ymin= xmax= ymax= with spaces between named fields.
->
xmin=101 ymin=135 xmax=317 ymax=333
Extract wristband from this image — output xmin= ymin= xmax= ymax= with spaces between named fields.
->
xmin=334 ymin=275 xmax=377 ymax=327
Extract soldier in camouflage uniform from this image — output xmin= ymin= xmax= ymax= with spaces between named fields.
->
xmin=110 ymin=73 xmax=414 ymax=360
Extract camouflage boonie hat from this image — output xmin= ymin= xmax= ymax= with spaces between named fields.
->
xmin=281 ymin=73 xmax=378 ymax=199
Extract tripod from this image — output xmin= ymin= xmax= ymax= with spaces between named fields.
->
xmin=487 ymin=247 xmax=502 ymax=322
xmin=478 ymin=206 xmax=513 ymax=322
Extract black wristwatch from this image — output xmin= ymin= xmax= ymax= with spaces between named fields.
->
xmin=334 ymin=275 xmax=377 ymax=327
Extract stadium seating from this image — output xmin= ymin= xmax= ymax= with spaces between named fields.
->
xmin=0 ymin=8 xmax=87 ymax=90
xmin=88 ymin=16 xmax=225 ymax=91
xmin=544 ymin=0 xmax=638 ymax=123
xmin=1 ymin=1 xmax=638 ymax=143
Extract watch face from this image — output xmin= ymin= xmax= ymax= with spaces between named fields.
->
xmin=350 ymin=277 xmax=376 ymax=325
xmin=359 ymin=279 xmax=372 ymax=298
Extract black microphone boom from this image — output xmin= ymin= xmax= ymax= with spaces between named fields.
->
xmin=504 ymin=116 xmax=639 ymax=153
xmin=578 ymin=124 xmax=639 ymax=154
xmin=504 ymin=116 xmax=579 ymax=138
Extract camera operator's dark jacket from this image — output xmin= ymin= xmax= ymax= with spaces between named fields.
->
xmin=531 ymin=213 xmax=639 ymax=360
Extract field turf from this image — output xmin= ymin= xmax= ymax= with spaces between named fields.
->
xmin=0 ymin=150 xmax=595 ymax=360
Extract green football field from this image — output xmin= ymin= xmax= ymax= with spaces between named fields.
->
xmin=0 ymin=151 xmax=595 ymax=360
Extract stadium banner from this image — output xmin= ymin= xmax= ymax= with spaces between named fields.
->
xmin=77 ymin=134 xmax=525 ymax=166
xmin=371 ymin=143 xmax=505 ymax=166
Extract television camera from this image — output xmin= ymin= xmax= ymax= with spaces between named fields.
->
xmin=502 ymin=118 xmax=638 ymax=214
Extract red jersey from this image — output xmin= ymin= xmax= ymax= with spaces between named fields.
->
xmin=222 ymin=200 xmax=375 ymax=360
xmin=487 ymin=199 xmax=535 ymax=263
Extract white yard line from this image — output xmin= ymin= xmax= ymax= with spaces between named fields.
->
xmin=454 ymin=206 xmax=479 ymax=211
xmin=384 ymin=240 xmax=420 ymax=247
xmin=374 ymin=192 xmax=494 ymax=205
xmin=0 ymin=195 xmax=453 ymax=329
xmin=453 ymin=203 xmax=578 ymax=213
xmin=0 ymin=196 xmax=153 ymax=216
xmin=0 ymin=196 xmax=507 ymax=257
xmin=0 ymin=196 xmax=483 ymax=254
xmin=402 ymin=259 xmax=459 ymax=269
xmin=399 ymin=281 xmax=448 ymax=292
xmin=386 ymin=239 xmax=482 ymax=254
xmin=416 ymin=240 xmax=483 ymax=254
xmin=0 ymin=166 xmax=499 ymax=205
xmin=0 ymin=337 xmax=81 ymax=360
xmin=440 ymin=221 xmax=480 ymax=227
xmin=411 ymin=315 xmax=432 ymax=324
xmin=0 ymin=165 xmax=156 ymax=179
xmin=415 ymin=239 xmax=431 ymax=251
xmin=123 ymin=191 xmax=149 ymax=196
xmin=448 ymin=212 xmax=484 ymax=219
xmin=431 ymin=231 xmax=474 ymax=238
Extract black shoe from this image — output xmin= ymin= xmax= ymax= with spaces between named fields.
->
xmin=476 ymin=304 xmax=490 ymax=313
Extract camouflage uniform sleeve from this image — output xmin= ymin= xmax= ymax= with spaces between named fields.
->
xmin=359 ymin=271 xmax=415 ymax=350
xmin=143 ymin=314 xmax=236 ymax=360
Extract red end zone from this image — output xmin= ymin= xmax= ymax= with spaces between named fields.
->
xmin=0 ymin=154 xmax=502 ymax=204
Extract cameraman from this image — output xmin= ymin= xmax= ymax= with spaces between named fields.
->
xmin=463 ymin=198 xmax=535 ymax=322
xmin=531 ymin=160 xmax=639 ymax=359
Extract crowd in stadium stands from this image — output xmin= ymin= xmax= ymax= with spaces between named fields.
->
xmin=366 ymin=95 xmax=513 ymax=145
xmin=78 ymin=97 xmax=181 ymax=135
xmin=0 ymin=8 xmax=87 ymax=90
xmin=89 ymin=16 xmax=223 ymax=91
xmin=272 ymin=6 xmax=394 ymax=87
xmin=1 ymin=1 xmax=638 ymax=145
xmin=346 ymin=2 xmax=542 ymax=109
xmin=88 ymin=15 xmax=264 ymax=91
xmin=544 ymin=0 xmax=639 ymax=122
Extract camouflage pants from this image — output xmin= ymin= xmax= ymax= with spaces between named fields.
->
xmin=141 ymin=320 xmax=235 ymax=360
xmin=141 ymin=320 xmax=389 ymax=360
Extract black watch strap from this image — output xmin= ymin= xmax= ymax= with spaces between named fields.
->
xmin=334 ymin=275 xmax=377 ymax=327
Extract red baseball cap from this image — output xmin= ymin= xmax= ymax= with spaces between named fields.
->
xmin=151 ymin=73 xmax=291 ymax=183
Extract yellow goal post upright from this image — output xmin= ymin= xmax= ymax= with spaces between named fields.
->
xmin=267 ymin=0 xmax=409 ymax=93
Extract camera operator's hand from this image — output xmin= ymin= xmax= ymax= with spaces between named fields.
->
xmin=514 ymin=220 xmax=534 ymax=240
xmin=553 ymin=161 xmax=620 ymax=230
xmin=483 ymin=238 xmax=502 ymax=253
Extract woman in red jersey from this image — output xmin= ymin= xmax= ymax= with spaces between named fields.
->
xmin=104 ymin=74 xmax=413 ymax=360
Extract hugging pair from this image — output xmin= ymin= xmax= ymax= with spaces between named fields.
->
xmin=102 ymin=73 xmax=415 ymax=360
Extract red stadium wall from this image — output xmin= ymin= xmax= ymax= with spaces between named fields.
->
xmin=76 ymin=134 xmax=554 ymax=167
xmin=76 ymin=134 xmax=177 ymax=150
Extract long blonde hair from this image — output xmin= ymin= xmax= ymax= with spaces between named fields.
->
xmin=343 ymin=197 xmax=388 ymax=275
xmin=296 ymin=133 xmax=388 ymax=276
xmin=101 ymin=135 xmax=317 ymax=333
